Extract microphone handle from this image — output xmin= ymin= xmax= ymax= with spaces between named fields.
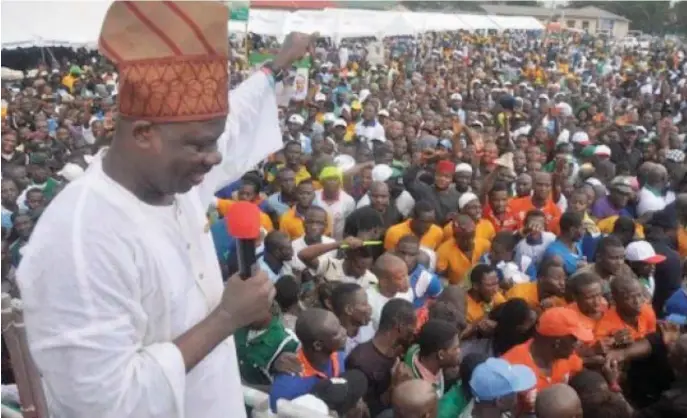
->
xmin=235 ymin=238 xmax=257 ymax=280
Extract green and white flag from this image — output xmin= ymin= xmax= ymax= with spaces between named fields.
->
xmin=227 ymin=1 xmax=250 ymax=22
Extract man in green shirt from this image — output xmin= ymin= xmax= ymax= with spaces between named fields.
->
xmin=234 ymin=313 xmax=299 ymax=387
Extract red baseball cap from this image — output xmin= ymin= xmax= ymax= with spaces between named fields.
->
xmin=537 ymin=307 xmax=594 ymax=343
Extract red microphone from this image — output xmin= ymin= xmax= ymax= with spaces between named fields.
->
xmin=225 ymin=201 xmax=261 ymax=280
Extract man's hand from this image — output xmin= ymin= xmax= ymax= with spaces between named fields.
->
xmin=272 ymin=352 xmax=302 ymax=375
xmin=217 ymin=270 xmax=275 ymax=333
xmin=602 ymin=356 xmax=621 ymax=384
xmin=274 ymin=32 xmax=319 ymax=71
xmin=659 ymin=320 xmax=681 ymax=348
xmin=539 ymin=296 xmax=558 ymax=311
xmin=341 ymin=236 xmax=365 ymax=249
xmin=612 ymin=329 xmax=633 ymax=347
xmin=390 ymin=358 xmax=414 ymax=388
xmin=476 ymin=318 xmax=498 ymax=335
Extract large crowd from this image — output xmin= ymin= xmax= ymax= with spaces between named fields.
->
xmin=2 ymin=23 xmax=687 ymax=418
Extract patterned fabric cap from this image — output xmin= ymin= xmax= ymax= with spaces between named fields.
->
xmin=98 ymin=1 xmax=230 ymax=122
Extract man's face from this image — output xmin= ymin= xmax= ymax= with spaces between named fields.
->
xmin=540 ymin=266 xmax=566 ymax=297
xmin=477 ymin=271 xmax=500 ymax=302
xmin=369 ymin=184 xmax=390 ymax=213
xmin=411 ymin=210 xmax=435 ymax=237
xmin=2 ymin=134 xmax=17 ymax=153
xmin=615 ymin=282 xmax=644 ymax=317
xmin=55 ymin=128 xmax=71 ymax=143
xmin=297 ymin=183 xmax=315 ymax=208
xmin=533 ymin=175 xmax=552 ymax=200
xmin=396 ymin=241 xmax=420 ymax=272
xmin=600 ymin=245 xmax=625 ymax=276
xmin=142 ymin=119 xmax=225 ymax=194
xmin=278 ymin=170 xmax=296 ymax=194
xmin=237 ymin=184 xmax=257 ymax=202
xmin=577 ymin=283 xmax=605 ymax=316
xmin=462 ymin=199 xmax=482 ymax=222
xmin=26 ymin=190 xmax=45 ymax=211
xmin=284 ymin=144 xmax=302 ymax=167
xmin=489 ymin=190 xmax=508 ymax=215
xmin=304 ymin=209 xmax=327 ymax=240
xmin=516 ymin=176 xmax=532 ymax=197
xmin=454 ymin=172 xmax=471 ymax=193
xmin=14 ymin=214 xmax=33 ymax=240
xmin=30 ymin=164 xmax=50 ymax=184
xmin=1 ymin=180 xmax=19 ymax=205
xmin=435 ymin=172 xmax=453 ymax=190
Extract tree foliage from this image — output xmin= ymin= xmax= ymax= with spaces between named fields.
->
xmin=568 ymin=1 xmax=687 ymax=35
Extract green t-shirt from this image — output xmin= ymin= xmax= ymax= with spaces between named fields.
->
xmin=437 ymin=382 xmax=471 ymax=418
xmin=234 ymin=316 xmax=299 ymax=386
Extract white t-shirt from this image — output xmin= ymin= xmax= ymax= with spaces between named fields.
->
xmin=637 ymin=187 xmax=675 ymax=216
xmin=366 ymin=287 xmax=414 ymax=331
xmin=314 ymin=190 xmax=356 ymax=240
xmin=289 ymin=235 xmax=336 ymax=272
xmin=313 ymin=257 xmax=378 ymax=289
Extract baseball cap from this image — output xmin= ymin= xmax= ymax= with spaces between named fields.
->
xmin=470 ymin=358 xmax=537 ymax=401
xmin=311 ymin=370 xmax=368 ymax=416
xmin=314 ymin=92 xmax=326 ymax=102
xmin=536 ymin=307 xmax=594 ymax=343
xmin=594 ymin=145 xmax=611 ymax=157
xmin=378 ymin=109 xmax=390 ymax=117
xmin=625 ymin=241 xmax=667 ymax=264
xmin=289 ymin=394 xmax=329 ymax=415
xmin=333 ymin=118 xmax=347 ymax=128
xmin=571 ymin=131 xmax=590 ymax=146
xmin=351 ymin=100 xmax=362 ymax=110
xmin=609 ymin=176 xmax=634 ymax=194
xmin=371 ymin=164 xmax=393 ymax=182
xmin=288 ymin=114 xmax=305 ymax=125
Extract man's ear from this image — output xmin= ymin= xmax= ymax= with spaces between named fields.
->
xmin=131 ymin=120 xmax=158 ymax=152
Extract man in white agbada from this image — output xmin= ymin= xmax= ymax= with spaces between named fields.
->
xmin=16 ymin=2 xmax=315 ymax=417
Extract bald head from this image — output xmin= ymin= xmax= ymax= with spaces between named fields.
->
xmin=535 ymin=384 xmax=582 ymax=418
xmin=610 ymin=275 xmax=641 ymax=297
xmin=392 ymin=379 xmax=438 ymax=418
xmin=369 ymin=181 xmax=389 ymax=195
xmin=294 ymin=307 xmax=340 ymax=348
xmin=533 ymin=171 xmax=552 ymax=184
xmin=374 ymin=253 xmax=406 ymax=279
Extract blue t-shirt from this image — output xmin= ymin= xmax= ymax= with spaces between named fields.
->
xmin=409 ymin=265 xmax=443 ymax=308
xmin=269 ymin=351 xmax=346 ymax=412
xmin=542 ymin=239 xmax=583 ymax=277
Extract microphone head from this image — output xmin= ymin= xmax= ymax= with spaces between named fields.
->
xmin=225 ymin=201 xmax=261 ymax=239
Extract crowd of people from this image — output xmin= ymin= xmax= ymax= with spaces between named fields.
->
xmin=2 ymin=21 xmax=687 ymax=418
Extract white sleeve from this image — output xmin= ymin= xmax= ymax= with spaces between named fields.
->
xmin=199 ymin=72 xmax=283 ymax=207
xmin=17 ymin=226 xmax=186 ymax=418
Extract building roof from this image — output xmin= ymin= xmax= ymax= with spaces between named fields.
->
xmin=480 ymin=5 xmax=630 ymax=22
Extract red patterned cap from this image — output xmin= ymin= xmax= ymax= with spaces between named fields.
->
xmin=98 ymin=1 xmax=229 ymax=122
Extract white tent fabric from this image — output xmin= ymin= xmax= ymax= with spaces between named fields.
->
xmin=1 ymin=2 xmax=544 ymax=50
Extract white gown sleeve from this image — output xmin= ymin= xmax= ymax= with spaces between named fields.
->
xmin=17 ymin=228 xmax=186 ymax=418
xmin=199 ymin=72 xmax=284 ymax=208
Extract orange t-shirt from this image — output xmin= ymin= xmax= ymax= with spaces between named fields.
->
xmin=279 ymin=207 xmax=307 ymax=240
xmin=482 ymin=204 xmax=520 ymax=233
xmin=442 ymin=219 xmax=496 ymax=243
xmin=567 ymin=302 xmax=608 ymax=338
xmin=384 ymin=220 xmax=444 ymax=251
xmin=502 ymin=339 xmax=583 ymax=411
xmin=505 ymin=283 xmax=566 ymax=311
xmin=593 ymin=304 xmax=657 ymax=342
xmin=677 ymin=226 xmax=687 ymax=258
xmin=436 ymin=238 xmax=491 ymax=285
xmin=466 ymin=291 xmax=506 ymax=324
xmin=508 ymin=196 xmax=561 ymax=233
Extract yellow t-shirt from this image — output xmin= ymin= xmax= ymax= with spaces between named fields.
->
xmin=437 ymin=238 xmax=491 ymax=285
xmin=384 ymin=220 xmax=444 ymax=252
xmin=466 ymin=292 xmax=505 ymax=324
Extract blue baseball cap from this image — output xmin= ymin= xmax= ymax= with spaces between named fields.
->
xmin=666 ymin=314 xmax=687 ymax=326
xmin=470 ymin=358 xmax=537 ymax=401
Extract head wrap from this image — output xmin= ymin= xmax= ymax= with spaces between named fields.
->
xmin=436 ymin=160 xmax=456 ymax=175
xmin=458 ymin=192 xmax=479 ymax=210
xmin=319 ymin=166 xmax=343 ymax=183
xmin=98 ymin=1 xmax=229 ymax=122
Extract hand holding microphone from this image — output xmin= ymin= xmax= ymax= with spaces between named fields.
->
xmin=217 ymin=202 xmax=275 ymax=331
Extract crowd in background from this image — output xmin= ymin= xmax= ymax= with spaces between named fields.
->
xmin=2 ymin=26 xmax=687 ymax=418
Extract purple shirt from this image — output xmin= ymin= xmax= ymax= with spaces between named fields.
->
xmin=590 ymin=195 xmax=632 ymax=220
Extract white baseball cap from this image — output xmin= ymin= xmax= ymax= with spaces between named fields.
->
xmin=571 ymin=131 xmax=590 ymax=146
xmin=371 ymin=164 xmax=393 ymax=182
xmin=594 ymin=145 xmax=611 ymax=157
xmin=288 ymin=114 xmax=305 ymax=125
xmin=458 ymin=192 xmax=479 ymax=210
xmin=314 ymin=92 xmax=326 ymax=102
xmin=333 ymin=118 xmax=347 ymax=128
xmin=626 ymin=241 xmax=666 ymax=264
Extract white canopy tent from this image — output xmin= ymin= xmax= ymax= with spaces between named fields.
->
xmin=1 ymin=2 xmax=544 ymax=50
